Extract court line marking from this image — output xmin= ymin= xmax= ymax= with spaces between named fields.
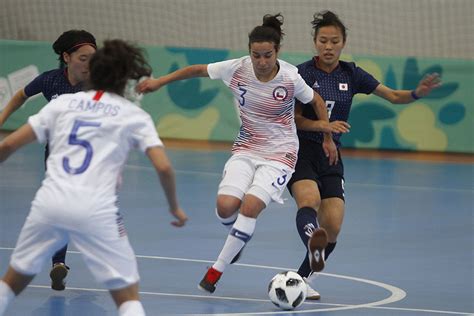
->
xmin=1 ymin=247 xmax=472 ymax=315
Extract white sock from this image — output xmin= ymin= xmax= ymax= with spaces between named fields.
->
xmin=118 ymin=300 xmax=145 ymax=316
xmin=215 ymin=208 xmax=238 ymax=230
xmin=0 ymin=280 xmax=15 ymax=316
xmin=213 ymin=214 xmax=256 ymax=272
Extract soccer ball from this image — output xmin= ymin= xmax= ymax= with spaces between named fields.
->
xmin=268 ymin=271 xmax=307 ymax=310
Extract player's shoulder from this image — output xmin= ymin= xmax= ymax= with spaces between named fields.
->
xmin=278 ymin=59 xmax=303 ymax=79
xmin=296 ymin=59 xmax=315 ymax=71
xmin=231 ymin=56 xmax=251 ymax=70
xmin=278 ymin=59 xmax=299 ymax=72
xmin=48 ymin=90 xmax=79 ymax=104
xmin=339 ymin=60 xmax=361 ymax=73
xmin=40 ymin=68 xmax=64 ymax=79
xmin=30 ymin=68 xmax=62 ymax=83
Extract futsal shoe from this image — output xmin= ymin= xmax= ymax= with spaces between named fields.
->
xmin=50 ymin=263 xmax=69 ymax=291
xmin=304 ymin=277 xmax=321 ymax=300
xmin=308 ymin=228 xmax=328 ymax=272
xmin=198 ymin=267 xmax=222 ymax=293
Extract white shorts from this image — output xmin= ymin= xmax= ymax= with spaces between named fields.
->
xmin=10 ymin=212 xmax=139 ymax=290
xmin=218 ymin=154 xmax=294 ymax=206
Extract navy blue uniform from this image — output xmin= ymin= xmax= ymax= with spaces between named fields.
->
xmin=288 ymin=57 xmax=379 ymax=199
xmin=24 ymin=69 xmax=84 ymax=102
xmin=24 ymin=68 xmax=84 ymax=265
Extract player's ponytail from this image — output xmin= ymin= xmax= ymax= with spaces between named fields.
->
xmin=311 ymin=10 xmax=347 ymax=43
xmin=248 ymin=13 xmax=284 ymax=52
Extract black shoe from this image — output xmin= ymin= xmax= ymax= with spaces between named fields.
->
xmin=50 ymin=263 xmax=69 ymax=291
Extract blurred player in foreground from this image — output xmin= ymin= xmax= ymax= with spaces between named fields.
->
xmin=0 ymin=39 xmax=188 ymax=316
xmin=0 ymin=29 xmax=97 ymax=291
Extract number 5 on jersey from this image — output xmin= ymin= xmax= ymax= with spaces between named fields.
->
xmin=63 ymin=119 xmax=101 ymax=175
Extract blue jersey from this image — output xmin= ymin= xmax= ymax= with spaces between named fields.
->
xmin=24 ymin=68 xmax=84 ymax=102
xmin=297 ymin=58 xmax=379 ymax=146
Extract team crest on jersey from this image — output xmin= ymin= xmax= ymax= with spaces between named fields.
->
xmin=312 ymin=81 xmax=320 ymax=88
xmin=273 ymin=86 xmax=288 ymax=101
xmin=339 ymin=83 xmax=348 ymax=91
xmin=51 ymin=94 xmax=59 ymax=99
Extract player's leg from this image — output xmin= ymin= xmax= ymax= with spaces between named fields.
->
xmin=50 ymin=245 xmax=69 ymax=291
xmin=291 ymin=179 xmax=328 ymax=271
xmin=109 ymin=283 xmax=144 ymax=316
xmin=214 ymin=155 xmax=255 ymax=263
xmin=290 ymin=184 xmax=326 ymax=300
xmin=318 ymin=197 xmax=345 ymax=258
xmin=302 ymin=181 xmax=344 ymax=300
xmin=71 ymin=211 xmax=143 ymax=315
xmin=199 ymin=160 xmax=290 ymax=293
xmin=318 ymin=164 xmax=346 ymax=261
xmin=199 ymin=193 xmax=265 ymax=293
xmin=215 ymin=155 xmax=255 ymax=228
xmin=43 ymin=143 xmax=71 ymax=291
xmin=0 ymin=267 xmax=35 ymax=316
xmin=1 ymin=216 xmax=68 ymax=315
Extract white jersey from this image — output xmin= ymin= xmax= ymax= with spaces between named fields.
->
xmin=207 ymin=56 xmax=314 ymax=169
xmin=28 ymin=90 xmax=162 ymax=226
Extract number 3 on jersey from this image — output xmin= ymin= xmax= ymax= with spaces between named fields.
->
xmin=62 ymin=119 xmax=101 ymax=175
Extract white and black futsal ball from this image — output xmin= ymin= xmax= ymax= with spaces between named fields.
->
xmin=268 ymin=271 xmax=307 ymax=310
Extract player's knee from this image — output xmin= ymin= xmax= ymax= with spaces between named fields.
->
xmin=216 ymin=195 xmax=241 ymax=218
xmin=296 ymin=197 xmax=320 ymax=211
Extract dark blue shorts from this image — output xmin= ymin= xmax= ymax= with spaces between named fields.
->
xmin=287 ymin=138 xmax=345 ymax=201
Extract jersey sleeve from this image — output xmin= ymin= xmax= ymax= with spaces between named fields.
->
xmin=130 ymin=112 xmax=163 ymax=152
xmin=207 ymin=58 xmax=241 ymax=85
xmin=293 ymin=72 xmax=315 ymax=104
xmin=27 ymin=99 xmax=60 ymax=143
xmin=354 ymin=66 xmax=380 ymax=94
xmin=23 ymin=72 xmax=46 ymax=97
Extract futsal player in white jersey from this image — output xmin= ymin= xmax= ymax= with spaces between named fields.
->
xmin=138 ymin=13 xmax=348 ymax=293
xmin=0 ymin=39 xmax=188 ymax=316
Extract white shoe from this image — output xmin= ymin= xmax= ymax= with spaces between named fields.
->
xmin=305 ymin=279 xmax=321 ymax=300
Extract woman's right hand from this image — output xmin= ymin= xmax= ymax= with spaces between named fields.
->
xmin=316 ymin=120 xmax=350 ymax=133
xmin=136 ymin=78 xmax=163 ymax=93
xmin=170 ymin=207 xmax=188 ymax=227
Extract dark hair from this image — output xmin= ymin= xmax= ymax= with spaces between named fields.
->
xmin=52 ymin=30 xmax=97 ymax=68
xmin=311 ymin=10 xmax=347 ymax=43
xmin=248 ymin=13 xmax=284 ymax=51
xmin=88 ymin=39 xmax=152 ymax=96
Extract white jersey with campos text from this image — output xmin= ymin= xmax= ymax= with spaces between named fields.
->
xmin=27 ymin=90 xmax=162 ymax=227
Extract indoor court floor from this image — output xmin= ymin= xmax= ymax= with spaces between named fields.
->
xmin=0 ymin=139 xmax=472 ymax=315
